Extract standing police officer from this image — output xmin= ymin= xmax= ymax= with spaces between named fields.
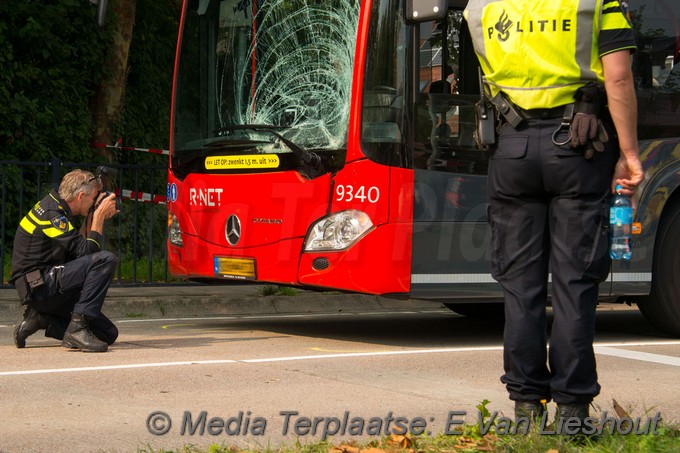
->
xmin=11 ymin=169 xmax=120 ymax=352
xmin=464 ymin=0 xmax=645 ymax=425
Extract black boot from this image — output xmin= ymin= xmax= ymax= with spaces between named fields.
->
xmin=62 ymin=313 xmax=108 ymax=352
xmin=14 ymin=307 xmax=49 ymax=348
xmin=556 ymin=403 xmax=591 ymax=436
xmin=514 ymin=400 xmax=547 ymax=429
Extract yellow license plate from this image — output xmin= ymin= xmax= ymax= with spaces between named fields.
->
xmin=214 ymin=257 xmax=256 ymax=279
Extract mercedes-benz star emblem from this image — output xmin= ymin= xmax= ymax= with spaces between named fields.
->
xmin=225 ymin=214 xmax=241 ymax=246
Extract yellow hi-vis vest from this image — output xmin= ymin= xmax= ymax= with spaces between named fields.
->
xmin=464 ymin=0 xmax=632 ymax=110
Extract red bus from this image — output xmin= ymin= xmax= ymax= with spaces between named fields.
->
xmin=167 ymin=0 xmax=680 ymax=335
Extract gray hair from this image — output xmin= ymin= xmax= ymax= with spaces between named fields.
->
xmin=58 ymin=169 xmax=102 ymax=201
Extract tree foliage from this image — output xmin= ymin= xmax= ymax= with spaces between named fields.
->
xmin=0 ymin=1 xmax=181 ymax=281
xmin=0 ymin=0 xmax=111 ymax=162
xmin=0 ymin=0 xmax=180 ymax=163
xmin=116 ymin=0 xmax=180 ymax=164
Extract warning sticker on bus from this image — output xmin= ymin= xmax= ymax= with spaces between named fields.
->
xmin=205 ymin=155 xmax=280 ymax=170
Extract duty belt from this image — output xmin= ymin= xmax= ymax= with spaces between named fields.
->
xmin=489 ymin=91 xmax=573 ymax=128
xmin=517 ymin=106 xmax=568 ymax=120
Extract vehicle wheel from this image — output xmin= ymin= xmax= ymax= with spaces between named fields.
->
xmin=638 ymin=202 xmax=680 ymax=337
xmin=444 ymin=302 xmax=505 ymax=319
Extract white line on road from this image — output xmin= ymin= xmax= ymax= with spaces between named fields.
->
xmin=2 ymin=341 xmax=680 ymax=377
xmin=0 ymin=359 xmax=238 ymax=376
xmin=595 ymin=346 xmax=680 ymax=367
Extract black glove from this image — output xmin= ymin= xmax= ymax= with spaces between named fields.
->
xmin=569 ymin=112 xmax=609 ymax=159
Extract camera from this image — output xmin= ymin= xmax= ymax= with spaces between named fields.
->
xmin=93 ymin=165 xmax=122 ymax=212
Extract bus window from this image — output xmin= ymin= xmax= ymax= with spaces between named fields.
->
xmin=360 ymin=0 xmax=409 ymax=168
xmin=413 ymin=10 xmax=489 ymax=177
xmin=630 ymin=0 xmax=680 ymax=139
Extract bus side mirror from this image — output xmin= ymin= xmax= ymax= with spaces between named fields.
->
xmin=406 ymin=0 xmax=447 ymax=22
xmin=91 ymin=0 xmax=108 ymax=28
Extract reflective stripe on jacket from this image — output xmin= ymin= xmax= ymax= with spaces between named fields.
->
xmin=11 ymin=189 xmax=102 ymax=284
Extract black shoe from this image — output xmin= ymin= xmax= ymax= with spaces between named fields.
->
xmin=62 ymin=313 xmax=108 ymax=353
xmin=515 ymin=400 xmax=546 ymax=420
xmin=14 ymin=307 xmax=49 ymax=348
xmin=556 ymin=403 xmax=591 ymax=436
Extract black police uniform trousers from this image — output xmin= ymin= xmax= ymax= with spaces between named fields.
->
xmin=28 ymin=251 xmax=118 ymax=345
xmin=489 ymin=118 xmax=617 ymax=405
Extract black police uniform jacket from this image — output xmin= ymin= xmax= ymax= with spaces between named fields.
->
xmin=11 ymin=189 xmax=103 ymax=284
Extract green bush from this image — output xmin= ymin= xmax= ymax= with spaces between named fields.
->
xmin=0 ymin=1 xmax=181 ymax=284
xmin=0 ymin=1 xmax=111 ymax=162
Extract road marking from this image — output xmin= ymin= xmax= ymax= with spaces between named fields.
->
xmin=595 ymin=346 xmax=680 ymax=367
xmin=0 ymin=359 xmax=238 ymax=376
xmin=1 ymin=341 xmax=680 ymax=377
xmin=310 ymin=347 xmax=378 ymax=353
xmin=240 ymin=347 xmax=503 ymax=363
xmin=161 ymin=323 xmax=196 ymax=329
xmin=0 ymin=347 xmax=502 ymax=376
xmin=118 ymin=316 xmax=239 ymax=323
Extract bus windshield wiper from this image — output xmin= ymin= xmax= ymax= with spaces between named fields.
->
xmin=213 ymin=124 xmax=321 ymax=168
xmin=214 ymin=124 xmax=287 ymax=134
xmin=203 ymin=138 xmax=272 ymax=149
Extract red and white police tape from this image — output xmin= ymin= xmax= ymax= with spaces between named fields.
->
xmin=91 ymin=141 xmax=169 ymax=205
xmin=115 ymin=188 xmax=166 ymax=205
xmin=92 ymin=140 xmax=169 ymax=156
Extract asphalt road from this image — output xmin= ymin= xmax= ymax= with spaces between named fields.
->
xmin=1 ymin=303 xmax=679 ymax=452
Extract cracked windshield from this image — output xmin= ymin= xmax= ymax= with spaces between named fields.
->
xmin=173 ymin=0 xmax=361 ymax=157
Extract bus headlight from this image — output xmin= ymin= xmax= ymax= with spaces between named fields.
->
xmin=168 ymin=213 xmax=183 ymax=247
xmin=304 ymin=210 xmax=373 ymax=251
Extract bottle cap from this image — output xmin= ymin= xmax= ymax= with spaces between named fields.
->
xmin=615 ymin=184 xmax=623 ymax=192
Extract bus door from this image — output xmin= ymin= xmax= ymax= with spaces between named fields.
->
xmin=409 ymin=8 xmax=501 ymax=299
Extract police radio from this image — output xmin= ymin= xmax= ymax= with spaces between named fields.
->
xmin=474 ymin=69 xmax=496 ymax=150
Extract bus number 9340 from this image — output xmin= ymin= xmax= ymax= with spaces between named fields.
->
xmin=335 ymin=185 xmax=380 ymax=204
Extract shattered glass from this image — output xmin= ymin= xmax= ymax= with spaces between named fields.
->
xmin=214 ymin=0 xmax=361 ymax=150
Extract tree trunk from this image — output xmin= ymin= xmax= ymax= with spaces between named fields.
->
xmin=91 ymin=0 xmax=137 ymax=161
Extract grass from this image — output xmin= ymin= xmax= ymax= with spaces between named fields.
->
xmin=124 ymin=312 xmax=147 ymax=318
xmin=136 ymin=400 xmax=680 ymax=453
xmin=259 ymin=285 xmax=298 ymax=297
xmin=115 ymin=256 xmax=179 ymax=284
xmin=136 ymin=425 xmax=680 ymax=453
xmin=2 ymin=254 xmax=179 ymax=285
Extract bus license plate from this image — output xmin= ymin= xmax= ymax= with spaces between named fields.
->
xmin=214 ymin=257 xmax=256 ymax=280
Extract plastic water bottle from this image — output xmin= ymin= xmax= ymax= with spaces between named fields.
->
xmin=610 ymin=185 xmax=633 ymax=260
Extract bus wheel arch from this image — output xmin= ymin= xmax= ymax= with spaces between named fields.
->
xmin=638 ymin=192 xmax=680 ymax=337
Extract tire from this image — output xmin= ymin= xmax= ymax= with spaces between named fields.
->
xmin=638 ymin=202 xmax=680 ymax=337
xmin=444 ymin=302 xmax=505 ymax=319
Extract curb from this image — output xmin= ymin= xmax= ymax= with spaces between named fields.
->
xmin=0 ymin=286 xmax=445 ymax=323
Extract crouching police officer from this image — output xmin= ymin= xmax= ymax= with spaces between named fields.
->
xmin=464 ymin=0 xmax=644 ymax=428
xmin=11 ymin=169 xmax=120 ymax=352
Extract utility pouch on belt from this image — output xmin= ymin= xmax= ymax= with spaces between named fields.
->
xmin=490 ymin=92 xmax=524 ymax=129
xmin=26 ymin=269 xmax=44 ymax=289
xmin=16 ymin=269 xmax=44 ymax=305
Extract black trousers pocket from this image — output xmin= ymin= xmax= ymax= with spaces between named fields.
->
xmin=582 ymin=201 xmax=611 ymax=282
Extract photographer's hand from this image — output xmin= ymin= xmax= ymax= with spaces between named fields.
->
xmin=90 ymin=193 xmax=120 ymax=235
